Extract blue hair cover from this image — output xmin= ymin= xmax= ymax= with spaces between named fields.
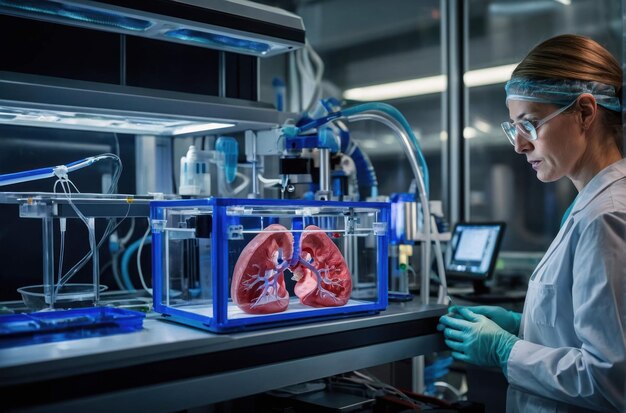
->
xmin=505 ymin=77 xmax=621 ymax=112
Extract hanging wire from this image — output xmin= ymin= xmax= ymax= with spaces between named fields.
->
xmin=136 ymin=218 xmax=152 ymax=295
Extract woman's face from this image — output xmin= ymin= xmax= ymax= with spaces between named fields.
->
xmin=507 ymin=100 xmax=584 ymax=183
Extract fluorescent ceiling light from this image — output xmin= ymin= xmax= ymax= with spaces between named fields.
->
xmin=0 ymin=105 xmax=235 ymax=136
xmin=0 ymin=0 xmax=304 ymax=58
xmin=344 ymin=63 xmax=518 ymax=101
xmin=463 ymin=63 xmax=518 ymax=87
xmin=171 ymin=122 xmax=235 ymax=136
xmin=554 ymin=0 xmax=572 ymax=5
xmin=343 ymin=75 xmax=446 ymax=101
xmin=463 ymin=127 xmax=477 ymax=139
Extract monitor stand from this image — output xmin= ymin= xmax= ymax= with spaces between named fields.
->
xmin=472 ymin=280 xmax=491 ymax=295
xmin=451 ymin=280 xmax=526 ymax=304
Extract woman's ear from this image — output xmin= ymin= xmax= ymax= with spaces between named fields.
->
xmin=577 ymin=93 xmax=597 ymax=131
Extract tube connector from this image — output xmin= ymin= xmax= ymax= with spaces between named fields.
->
xmin=53 ymin=165 xmax=69 ymax=179
xmin=398 ymin=244 xmax=413 ymax=270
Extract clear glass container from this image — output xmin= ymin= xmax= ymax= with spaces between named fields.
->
xmin=151 ymin=198 xmax=390 ymax=332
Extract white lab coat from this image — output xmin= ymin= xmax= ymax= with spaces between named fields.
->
xmin=506 ymin=158 xmax=626 ymax=413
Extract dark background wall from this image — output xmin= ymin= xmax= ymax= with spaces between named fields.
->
xmin=0 ymin=14 xmax=259 ymax=300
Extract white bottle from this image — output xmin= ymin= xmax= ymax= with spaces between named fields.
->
xmin=179 ymin=145 xmax=210 ymax=196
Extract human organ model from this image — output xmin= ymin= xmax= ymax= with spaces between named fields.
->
xmin=231 ymin=224 xmax=352 ymax=314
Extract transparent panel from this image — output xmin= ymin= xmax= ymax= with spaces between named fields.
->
xmin=158 ymin=207 xmax=213 ymax=309
xmin=224 ymin=205 xmax=384 ymax=319
xmin=153 ymin=199 xmax=389 ymax=332
xmin=466 ymin=0 xmax=621 ymax=261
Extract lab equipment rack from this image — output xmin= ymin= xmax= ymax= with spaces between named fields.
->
xmin=0 ymin=301 xmax=446 ymax=412
xmin=0 ymin=192 xmax=155 ymax=309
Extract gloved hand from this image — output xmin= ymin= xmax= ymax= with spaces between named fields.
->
xmin=437 ymin=307 xmax=519 ymax=372
xmin=453 ymin=305 xmax=522 ymax=335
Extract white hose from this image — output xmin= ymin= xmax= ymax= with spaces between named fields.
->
xmin=296 ymin=40 xmax=325 ymax=114
xmin=137 ymin=218 xmax=152 ymax=295
xmin=257 ymin=173 xmax=282 ymax=187
xmin=346 ymin=112 xmax=433 ymax=304
xmin=218 ymin=171 xmax=250 ymax=196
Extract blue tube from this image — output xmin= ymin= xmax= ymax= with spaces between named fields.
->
xmin=296 ymin=102 xmax=429 ymax=195
xmin=0 ymin=166 xmax=55 ymax=186
xmin=342 ymin=103 xmax=429 ymax=195
xmin=351 ymin=144 xmax=379 ymax=196
xmin=0 ymin=156 xmax=97 ymax=187
xmin=65 ymin=157 xmax=95 ymax=171
xmin=294 ymin=112 xmax=344 ymax=135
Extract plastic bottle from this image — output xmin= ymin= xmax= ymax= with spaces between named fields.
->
xmin=179 ymin=145 xmax=210 ymax=196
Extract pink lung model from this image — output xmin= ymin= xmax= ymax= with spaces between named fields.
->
xmin=231 ymin=224 xmax=352 ymax=314
xmin=291 ymin=225 xmax=352 ymax=308
xmin=231 ymin=224 xmax=292 ymax=314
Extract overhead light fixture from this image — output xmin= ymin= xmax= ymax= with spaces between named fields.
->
xmin=473 ymin=119 xmax=493 ymax=134
xmin=170 ymin=122 xmax=235 ymax=136
xmin=463 ymin=63 xmax=518 ymax=87
xmin=0 ymin=0 xmax=305 ymax=58
xmin=0 ymin=72 xmax=288 ymax=136
xmin=344 ymin=75 xmax=446 ymax=101
xmin=554 ymin=0 xmax=572 ymax=5
xmin=463 ymin=127 xmax=478 ymax=139
xmin=0 ymin=105 xmax=235 ymax=136
xmin=343 ymin=63 xmax=518 ymax=101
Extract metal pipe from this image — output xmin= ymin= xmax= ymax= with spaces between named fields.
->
xmin=250 ymin=133 xmax=259 ymax=198
xmin=446 ymin=0 xmax=467 ymax=224
xmin=319 ymin=148 xmax=330 ymax=194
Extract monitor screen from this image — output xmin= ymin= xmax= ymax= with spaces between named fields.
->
xmin=445 ymin=222 xmax=505 ymax=280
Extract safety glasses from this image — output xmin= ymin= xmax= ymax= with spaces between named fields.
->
xmin=500 ymin=99 xmax=577 ymax=146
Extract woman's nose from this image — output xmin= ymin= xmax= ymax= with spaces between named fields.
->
xmin=514 ymin=137 xmax=532 ymax=154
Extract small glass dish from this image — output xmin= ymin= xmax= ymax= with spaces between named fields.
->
xmin=17 ymin=284 xmax=108 ymax=311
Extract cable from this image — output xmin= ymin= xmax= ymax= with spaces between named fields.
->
xmin=110 ymin=251 xmax=126 ymax=290
xmin=113 ymin=133 xmax=120 ymax=157
xmin=119 ymin=217 xmax=136 ymax=245
xmin=433 ymin=381 xmax=466 ymax=399
xmin=137 ymin=218 xmax=152 ymax=295
xmin=57 ymin=218 xmax=66 ymax=284
xmin=344 ymin=111 xmax=432 ymax=304
xmin=295 ymin=40 xmax=324 ymax=114
xmin=120 ymin=219 xmax=152 ymax=294
xmin=217 ymin=170 xmax=250 ymax=196
xmin=339 ymin=370 xmax=425 ymax=407
xmin=257 ymin=173 xmax=282 ymax=187
xmin=112 ymin=217 xmax=136 ymax=290
xmin=54 ymin=197 xmax=130 ymax=293
xmin=53 ymin=176 xmax=98 ymax=303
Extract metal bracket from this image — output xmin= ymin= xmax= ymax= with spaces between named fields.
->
xmin=228 ymin=224 xmax=244 ymax=240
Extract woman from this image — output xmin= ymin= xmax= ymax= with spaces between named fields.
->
xmin=438 ymin=34 xmax=626 ymax=412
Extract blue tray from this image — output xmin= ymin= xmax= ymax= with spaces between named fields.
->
xmin=0 ymin=307 xmax=145 ymax=348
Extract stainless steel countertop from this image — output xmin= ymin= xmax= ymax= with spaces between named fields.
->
xmin=0 ymin=301 xmax=448 ymax=413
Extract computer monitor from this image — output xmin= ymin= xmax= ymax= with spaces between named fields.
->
xmin=445 ymin=222 xmax=505 ymax=295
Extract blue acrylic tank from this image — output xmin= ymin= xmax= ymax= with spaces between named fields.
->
xmin=150 ymin=198 xmax=390 ymax=332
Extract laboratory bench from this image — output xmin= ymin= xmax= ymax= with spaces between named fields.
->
xmin=0 ymin=301 xmax=447 ymax=413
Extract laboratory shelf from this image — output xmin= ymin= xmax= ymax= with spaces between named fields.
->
xmin=0 ymin=301 xmax=447 ymax=413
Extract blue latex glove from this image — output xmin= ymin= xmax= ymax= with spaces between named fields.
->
xmin=453 ymin=305 xmax=522 ymax=335
xmin=437 ymin=307 xmax=519 ymax=372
